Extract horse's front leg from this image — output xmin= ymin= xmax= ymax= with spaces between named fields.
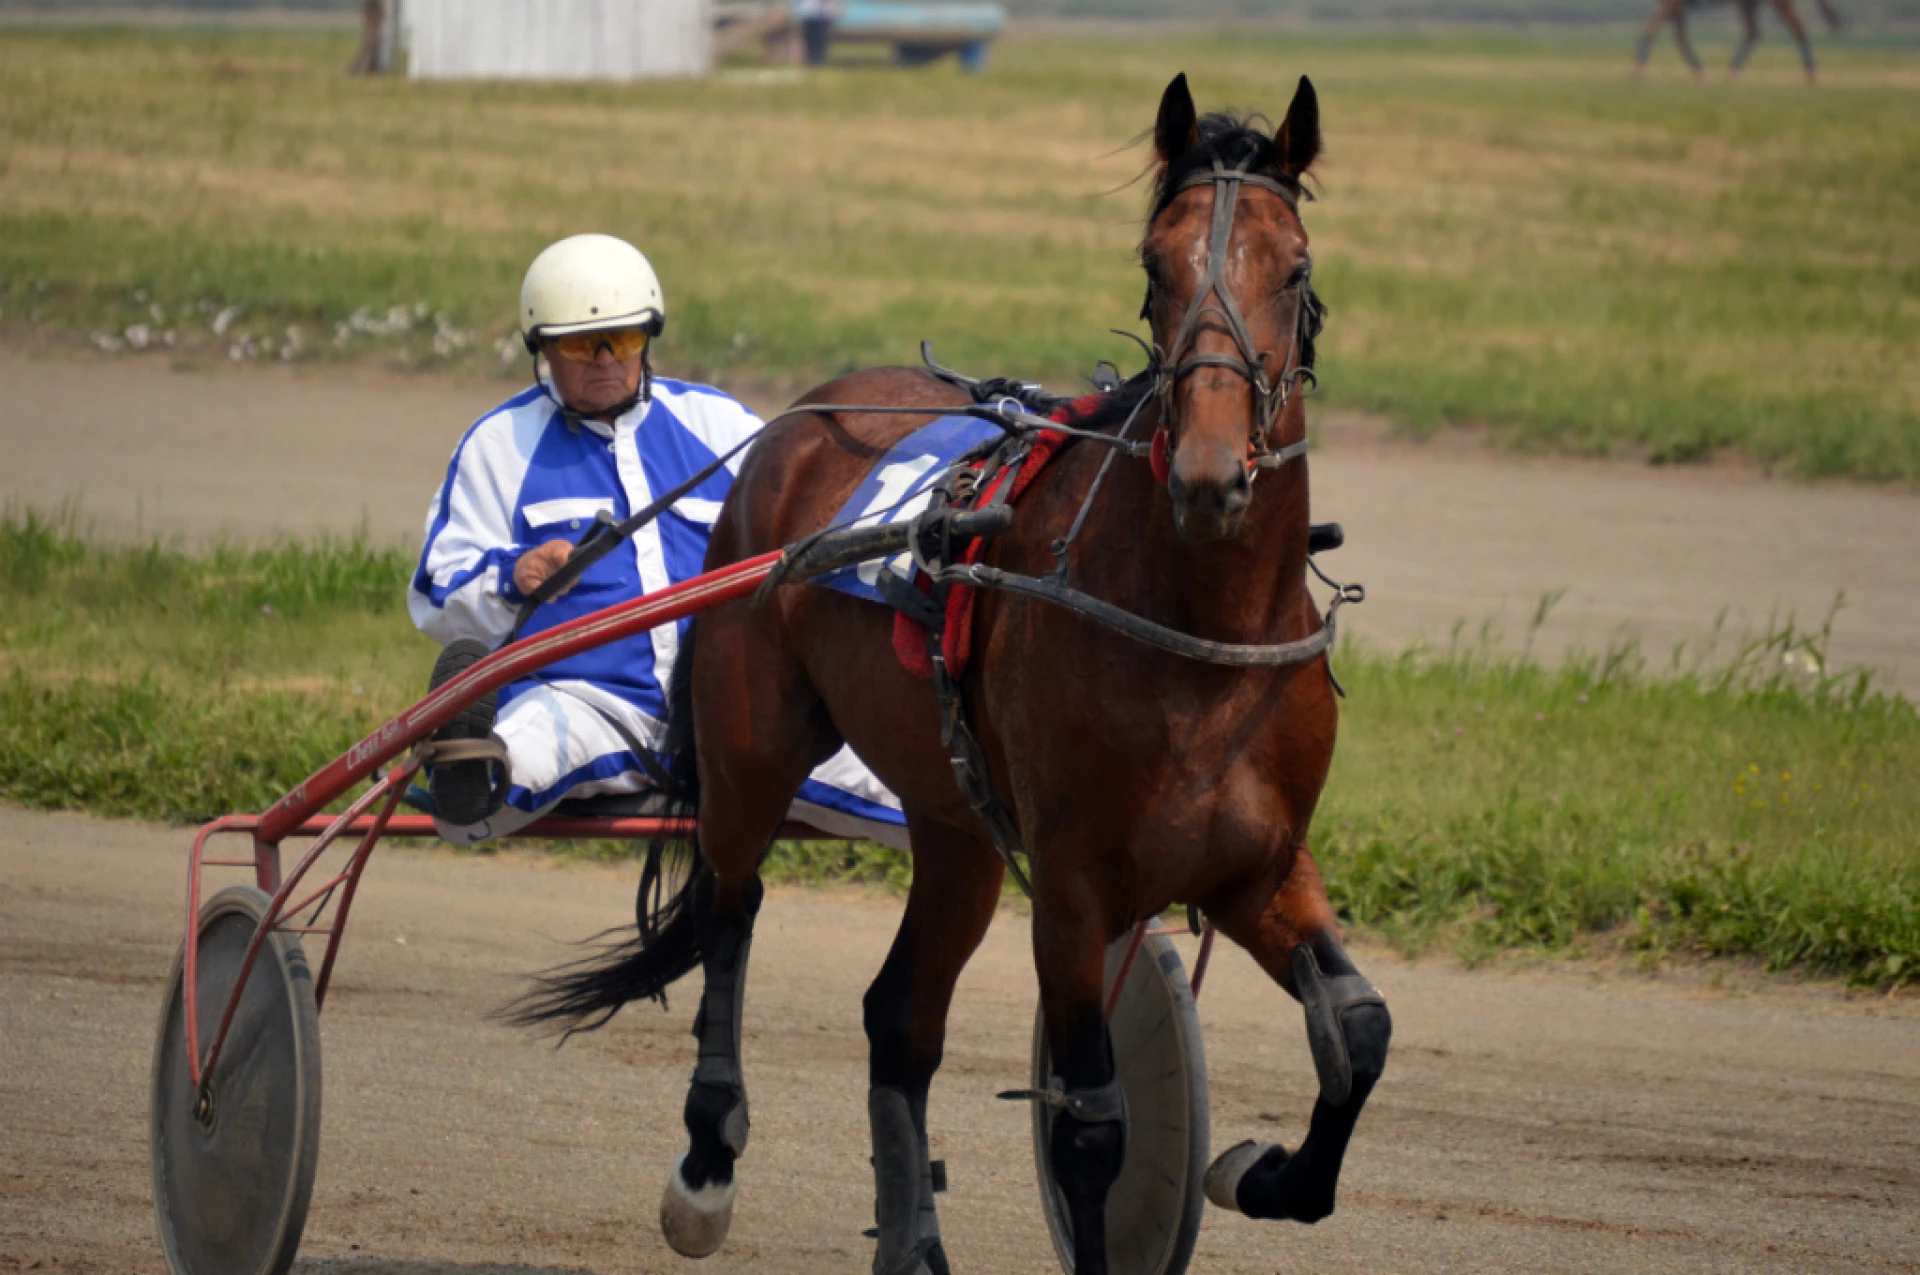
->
xmin=863 ymin=820 xmax=1003 ymax=1275
xmin=1031 ymin=867 xmax=1127 ymax=1275
xmin=1203 ymin=846 xmax=1393 ymax=1224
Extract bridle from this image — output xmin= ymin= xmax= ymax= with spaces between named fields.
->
xmin=1146 ymin=161 xmax=1319 ymax=482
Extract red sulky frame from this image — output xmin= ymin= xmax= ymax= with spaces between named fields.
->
xmin=184 ymin=549 xmax=786 ymax=1094
xmin=178 ymin=545 xmax=1215 ymax=1102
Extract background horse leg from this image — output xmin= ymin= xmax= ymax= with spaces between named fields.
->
xmin=863 ymin=819 xmax=1004 ymax=1275
xmin=1672 ymin=3 xmax=1706 ymax=78
xmin=1633 ymin=0 xmax=1690 ymax=75
xmin=1768 ymin=0 xmax=1819 ymax=79
xmin=1731 ymin=0 xmax=1762 ymax=74
xmin=1201 ymin=848 xmax=1393 ymax=1225
xmin=1030 ymin=865 xmax=1126 ymax=1275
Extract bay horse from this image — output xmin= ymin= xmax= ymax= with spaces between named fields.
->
xmin=517 ymin=73 xmax=1392 ymax=1275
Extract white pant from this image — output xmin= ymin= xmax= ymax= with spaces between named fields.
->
xmin=434 ymin=680 xmax=909 ymax=850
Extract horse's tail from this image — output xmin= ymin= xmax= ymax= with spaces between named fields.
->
xmin=505 ymin=621 xmax=708 ymax=1036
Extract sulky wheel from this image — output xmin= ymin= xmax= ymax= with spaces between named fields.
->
xmin=151 ymin=885 xmax=322 ymax=1275
xmin=1031 ymin=929 xmax=1209 ymax=1275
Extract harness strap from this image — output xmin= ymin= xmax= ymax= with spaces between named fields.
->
xmin=932 ymin=560 xmax=1352 ymax=668
xmin=1174 ymin=162 xmax=1302 ymax=211
xmin=929 ymin=633 xmax=1034 ymax=897
xmin=1150 ymin=161 xmax=1313 ymax=476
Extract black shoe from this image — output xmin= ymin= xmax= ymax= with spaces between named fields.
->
xmin=427 ymin=638 xmax=507 ymax=826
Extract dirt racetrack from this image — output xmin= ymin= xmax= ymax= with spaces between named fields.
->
xmin=2 ymin=807 xmax=1917 ymax=1275
xmin=3 ymin=346 xmax=1919 ymax=694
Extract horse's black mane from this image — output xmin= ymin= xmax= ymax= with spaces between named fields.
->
xmin=1063 ymin=112 xmax=1324 ymax=436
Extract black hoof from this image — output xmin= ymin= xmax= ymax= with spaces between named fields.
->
xmin=1236 ymin=1143 xmax=1336 ymax=1224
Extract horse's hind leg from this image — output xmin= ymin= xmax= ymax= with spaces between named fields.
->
xmin=862 ymin=819 xmax=1003 ymax=1275
xmin=1768 ymin=0 xmax=1818 ymax=79
xmin=1202 ymin=847 xmax=1393 ymax=1226
xmin=1633 ymin=0 xmax=1689 ymax=75
xmin=660 ymin=623 xmax=833 ymax=1258
xmin=660 ymin=853 xmax=769 ymax=1257
xmin=1731 ymin=0 xmax=1762 ymax=74
xmin=1673 ymin=4 xmax=1706 ymax=78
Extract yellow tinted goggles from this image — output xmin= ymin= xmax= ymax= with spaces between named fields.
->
xmin=547 ymin=327 xmax=650 ymax=364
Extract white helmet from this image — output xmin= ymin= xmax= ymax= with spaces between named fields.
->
xmin=519 ymin=233 xmax=665 ymax=350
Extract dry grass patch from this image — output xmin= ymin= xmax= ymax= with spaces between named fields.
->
xmin=2 ymin=24 xmax=1916 ymax=475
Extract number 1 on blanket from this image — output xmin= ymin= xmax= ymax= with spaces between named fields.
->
xmin=854 ymin=456 xmax=940 ymax=587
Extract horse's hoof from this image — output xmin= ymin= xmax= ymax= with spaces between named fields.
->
xmin=660 ymin=1152 xmax=737 ymax=1258
xmin=1203 ymin=1139 xmax=1280 ymax=1213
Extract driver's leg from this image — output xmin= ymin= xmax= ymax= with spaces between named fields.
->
xmin=433 ymin=683 xmax=649 ymax=845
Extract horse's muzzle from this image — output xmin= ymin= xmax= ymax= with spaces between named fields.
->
xmin=1169 ymin=461 xmax=1251 ymax=543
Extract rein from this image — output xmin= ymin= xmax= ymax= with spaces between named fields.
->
xmin=1148 ymin=161 xmax=1319 ymax=482
xmin=930 ymin=558 xmax=1362 ymax=669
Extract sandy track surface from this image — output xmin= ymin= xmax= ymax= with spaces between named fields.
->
xmin=2 ymin=808 xmax=1916 ymax=1275
xmin=4 ymin=347 xmax=1917 ymax=693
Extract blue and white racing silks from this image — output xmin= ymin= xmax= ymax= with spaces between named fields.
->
xmin=410 ymin=379 xmax=907 ymax=846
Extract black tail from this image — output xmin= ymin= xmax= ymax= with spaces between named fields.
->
xmin=506 ymin=622 xmax=708 ymax=1036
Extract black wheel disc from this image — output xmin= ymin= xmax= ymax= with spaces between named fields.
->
xmin=1031 ymin=930 xmax=1209 ymax=1275
xmin=151 ymin=885 xmax=322 ymax=1275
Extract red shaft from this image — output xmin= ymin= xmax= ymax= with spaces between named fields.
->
xmin=255 ymin=549 xmax=783 ymax=846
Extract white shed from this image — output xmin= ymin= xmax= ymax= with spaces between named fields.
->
xmin=404 ymin=0 xmax=713 ymax=81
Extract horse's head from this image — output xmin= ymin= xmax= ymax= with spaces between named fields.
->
xmin=1141 ymin=73 xmax=1323 ymax=544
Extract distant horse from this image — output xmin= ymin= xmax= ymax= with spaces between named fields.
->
xmin=518 ymin=73 xmax=1391 ymax=1275
xmin=1634 ymin=0 xmax=1842 ymax=81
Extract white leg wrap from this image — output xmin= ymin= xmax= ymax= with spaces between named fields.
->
xmin=660 ymin=1151 xmax=737 ymax=1258
xmin=1204 ymin=1139 xmax=1280 ymax=1213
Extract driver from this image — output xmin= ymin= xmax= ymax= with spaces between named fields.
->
xmin=409 ymin=233 xmax=904 ymax=847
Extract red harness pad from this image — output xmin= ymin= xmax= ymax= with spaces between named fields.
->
xmin=889 ymin=391 xmax=1108 ymax=680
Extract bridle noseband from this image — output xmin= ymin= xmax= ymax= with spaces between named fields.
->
xmin=1147 ymin=161 xmax=1318 ymax=481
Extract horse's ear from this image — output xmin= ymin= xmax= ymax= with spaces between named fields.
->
xmin=1154 ymin=73 xmax=1199 ymax=164
xmin=1273 ymin=75 xmax=1322 ymax=179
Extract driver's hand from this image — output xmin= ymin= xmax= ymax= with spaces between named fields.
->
xmin=514 ymin=539 xmax=576 ymax=598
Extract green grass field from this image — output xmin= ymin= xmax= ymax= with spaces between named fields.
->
xmin=3 ymin=513 xmax=1912 ymax=988
xmin=0 ymin=25 xmax=1916 ymax=477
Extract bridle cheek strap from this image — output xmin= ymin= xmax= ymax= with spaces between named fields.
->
xmin=1151 ymin=162 xmax=1313 ymax=487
